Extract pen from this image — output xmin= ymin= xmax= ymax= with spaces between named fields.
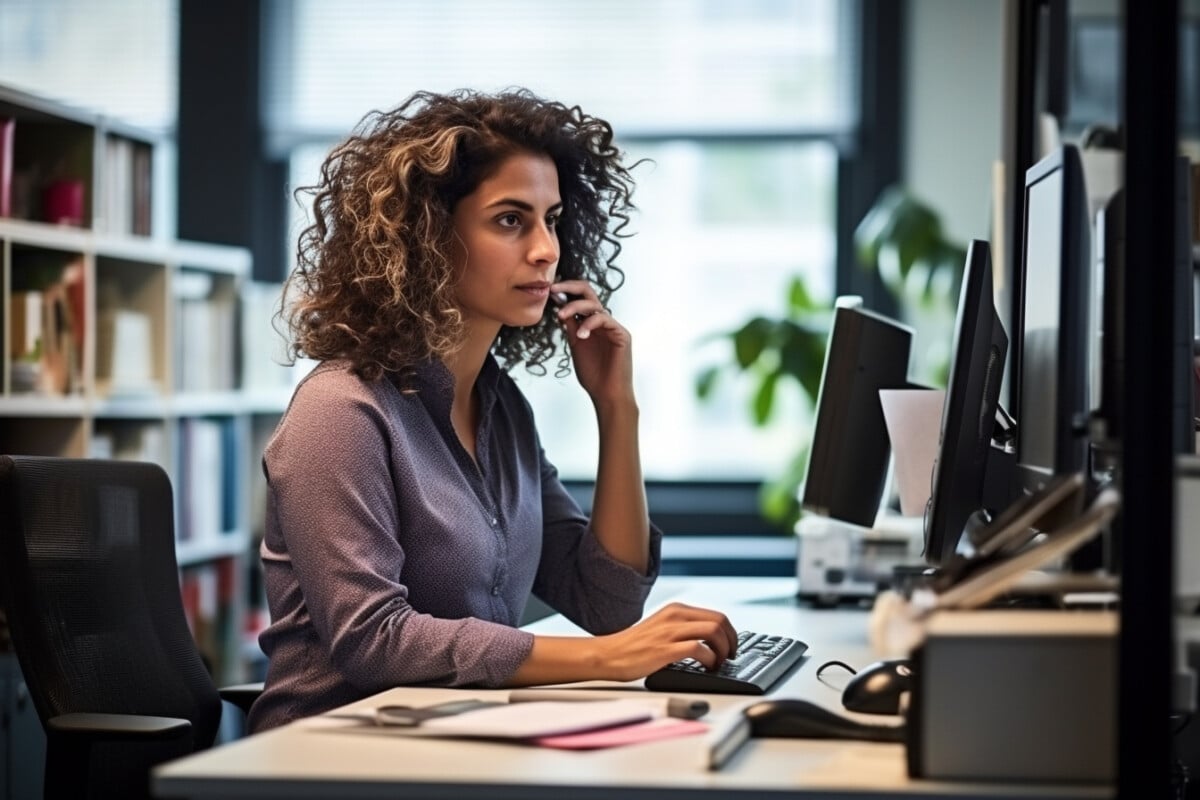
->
xmin=704 ymin=707 xmax=751 ymax=771
xmin=506 ymin=689 xmax=709 ymax=720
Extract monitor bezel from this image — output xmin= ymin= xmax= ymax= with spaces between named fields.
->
xmin=1011 ymin=144 xmax=1092 ymax=494
xmin=924 ymin=239 xmax=1009 ymax=566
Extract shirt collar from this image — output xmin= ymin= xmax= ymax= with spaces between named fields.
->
xmin=407 ymin=354 xmax=503 ymax=418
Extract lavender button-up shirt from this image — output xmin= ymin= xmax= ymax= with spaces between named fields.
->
xmin=247 ymin=356 xmax=661 ymax=732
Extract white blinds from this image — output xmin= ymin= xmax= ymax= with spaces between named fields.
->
xmin=262 ymin=0 xmax=858 ymax=149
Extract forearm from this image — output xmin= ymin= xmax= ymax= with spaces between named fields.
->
xmin=589 ymin=398 xmax=651 ymax=573
xmin=503 ymin=635 xmax=605 ymax=686
xmin=503 ymin=602 xmax=742 ymax=688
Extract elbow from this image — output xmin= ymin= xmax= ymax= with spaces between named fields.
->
xmin=579 ymin=599 xmax=647 ymax=635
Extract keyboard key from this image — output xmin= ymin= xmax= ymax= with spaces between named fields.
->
xmin=644 ymin=630 xmax=809 ymax=695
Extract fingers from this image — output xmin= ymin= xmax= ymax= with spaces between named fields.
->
xmin=650 ymin=603 xmax=739 ymax=666
xmin=551 ymin=280 xmax=603 ymax=316
xmin=570 ymin=310 xmax=619 ymax=341
xmin=554 ymin=300 xmax=621 ymax=342
xmin=550 ymin=279 xmax=628 ymax=343
xmin=550 ymin=278 xmax=596 ymax=303
xmin=598 ymin=602 xmax=740 ymax=680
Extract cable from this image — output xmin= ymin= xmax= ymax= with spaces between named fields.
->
xmin=815 ymin=660 xmax=857 ymax=679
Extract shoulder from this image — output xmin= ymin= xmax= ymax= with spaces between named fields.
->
xmin=279 ymin=360 xmax=411 ymax=432
xmin=266 ymin=361 xmax=413 ymax=462
xmin=291 ymin=360 xmax=395 ymax=405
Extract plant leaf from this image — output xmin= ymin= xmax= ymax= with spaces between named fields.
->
xmin=935 ymin=242 xmax=968 ymax=300
xmin=758 ymin=446 xmax=812 ymax=530
xmin=751 ymin=370 xmax=779 ymax=425
xmin=694 ymin=365 xmax=721 ymax=399
xmin=787 ymin=275 xmax=817 ymax=315
xmin=853 ymin=185 xmax=907 ymax=267
xmin=887 ymin=199 xmax=941 ymax=280
xmin=733 ymin=317 xmax=773 ymax=368
xmin=777 ymin=320 xmax=828 ymax=402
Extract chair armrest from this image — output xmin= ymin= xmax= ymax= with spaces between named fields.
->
xmin=218 ymin=681 xmax=264 ymax=716
xmin=48 ymin=712 xmax=192 ymax=741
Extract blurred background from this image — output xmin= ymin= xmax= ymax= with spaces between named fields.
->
xmin=1 ymin=0 xmax=1195 ymax=555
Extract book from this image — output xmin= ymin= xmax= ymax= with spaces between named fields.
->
xmin=132 ymin=142 xmax=153 ymax=236
xmin=39 ymin=282 xmax=72 ymax=394
xmin=96 ymin=308 xmax=156 ymax=394
xmin=0 ymin=117 xmax=13 ymax=218
xmin=8 ymin=290 xmax=42 ymax=392
xmin=9 ymin=290 xmax=42 ymax=359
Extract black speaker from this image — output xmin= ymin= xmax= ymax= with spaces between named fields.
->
xmin=801 ymin=299 xmax=913 ymax=527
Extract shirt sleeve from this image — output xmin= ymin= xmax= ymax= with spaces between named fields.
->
xmin=531 ymin=447 xmax=662 ymax=634
xmin=264 ymin=374 xmax=534 ymax=692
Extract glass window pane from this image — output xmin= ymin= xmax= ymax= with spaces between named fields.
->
xmin=278 ymin=1 xmax=850 ymax=484
xmin=511 ymin=140 xmax=836 ymax=480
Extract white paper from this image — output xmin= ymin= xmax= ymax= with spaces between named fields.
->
xmin=421 ymin=700 xmax=652 ymax=738
xmin=879 ymin=389 xmax=945 ymax=517
xmin=314 ymin=699 xmax=655 ymax=740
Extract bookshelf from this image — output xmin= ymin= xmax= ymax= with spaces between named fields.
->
xmin=0 ymin=84 xmax=293 ymax=685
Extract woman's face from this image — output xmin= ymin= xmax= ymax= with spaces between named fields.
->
xmin=451 ymin=151 xmax=562 ymax=337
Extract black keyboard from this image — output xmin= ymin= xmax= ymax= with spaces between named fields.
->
xmin=644 ymin=630 xmax=809 ymax=695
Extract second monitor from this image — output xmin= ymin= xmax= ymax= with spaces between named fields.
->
xmin=924 ymin=239 xmax=1015 ymax=566
xmin=802 ymin=297 xmax=913 ymax=528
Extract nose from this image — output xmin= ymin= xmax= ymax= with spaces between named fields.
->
xmin=528 ymin=221 xmax=559 ymax=266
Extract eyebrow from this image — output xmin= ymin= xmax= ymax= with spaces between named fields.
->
xmin=485 ymin=198 xmax=564 ymax=213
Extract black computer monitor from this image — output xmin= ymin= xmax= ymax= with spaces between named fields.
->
xmin=1091 ymin=157 xmax=1196 ymax=573
xmin=1012 ymin=144 xmax=1092 ymax=494
xmin=1096 ymin=157 xmax=1195 ymax=456
xmin=801 ymin=298 xmax=913 ymax=528
xmin=923 ymin=240 xmax=1014 ymax=566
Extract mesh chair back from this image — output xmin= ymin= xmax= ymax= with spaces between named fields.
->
xmin=0 ymin=456 xmax=222 ymax=757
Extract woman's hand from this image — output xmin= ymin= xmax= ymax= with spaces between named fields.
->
xmin=592 ymin=602 xmax=740 ymax=682
xmin=551 ymin=279 xmax=634 ymax=407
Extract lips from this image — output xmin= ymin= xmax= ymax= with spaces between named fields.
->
xmin=516 ymin=282 xmax=550 ymax=298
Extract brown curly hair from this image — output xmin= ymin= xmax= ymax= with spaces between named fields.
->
xmin=281 ymin=88 xmax=639 ymax=382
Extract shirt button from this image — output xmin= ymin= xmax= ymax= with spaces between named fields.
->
xmin=490 ymin=517 xmax=498 ymax=526
xmin=491 ymin=586 xmax=500 ymax=596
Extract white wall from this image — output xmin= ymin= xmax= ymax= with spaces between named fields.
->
xmin=902 ymin=0 xmax=1006 ymax=246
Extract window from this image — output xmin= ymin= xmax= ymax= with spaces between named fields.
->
xmin=267 ymin=0 xmax=860 ymax=484
xmin=0 ymin=0 xmax=178 ymax=133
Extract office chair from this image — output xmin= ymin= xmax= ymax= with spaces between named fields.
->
xmin=0 ymin=455 xmax=261 ymax=800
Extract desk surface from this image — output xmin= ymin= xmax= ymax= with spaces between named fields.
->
xmin=153 ymin=577 xmax=1111 ymax=800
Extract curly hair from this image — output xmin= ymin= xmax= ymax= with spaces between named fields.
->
xmin=280 ymin=88 xmax=639 ymax=382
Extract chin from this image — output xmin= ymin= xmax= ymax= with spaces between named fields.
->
xmin=504 ymin=308 xmax=549 ymax=329
xmin=511 ymin=315 xmax=547 ymax=329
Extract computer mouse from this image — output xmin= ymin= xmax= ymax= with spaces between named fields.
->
xmin=743 ymin=699 xmax=904 ymax=743
xmin=840 ymin=658 xmax=913 ymax=715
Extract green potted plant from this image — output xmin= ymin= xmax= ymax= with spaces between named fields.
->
xmin=854 ymin=185 xmax=967 ymax=311
xmin=694 ymin=185 xmax=965 ymax=532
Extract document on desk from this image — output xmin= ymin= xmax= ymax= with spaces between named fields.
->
xmin=314 ymin=699 xmax=656 ymax=740
xmin=533 ymin=717 xmax=708 ymax=750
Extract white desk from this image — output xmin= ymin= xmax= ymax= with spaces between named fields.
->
xmin=153 ymin=577 xmax=1111 ymax=799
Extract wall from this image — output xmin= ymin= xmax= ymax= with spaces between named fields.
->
xmin=902 ymin=0 xmax=1006 ymax=246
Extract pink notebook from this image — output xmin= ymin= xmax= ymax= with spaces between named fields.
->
xmin=532 ymin=718 xmax=709 ymax=750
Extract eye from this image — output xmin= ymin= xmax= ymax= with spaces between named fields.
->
xmin=497 ymin=212 xmax=521 ymax=228
xmin=546 ymin=213 xmax=562 ymax=230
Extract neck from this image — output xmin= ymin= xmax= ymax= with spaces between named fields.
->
xmin=444 ymin=323 xmax=498 ymax=407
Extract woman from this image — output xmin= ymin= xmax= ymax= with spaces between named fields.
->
xmin=248 ymin=88 xmax=737 ymax=733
